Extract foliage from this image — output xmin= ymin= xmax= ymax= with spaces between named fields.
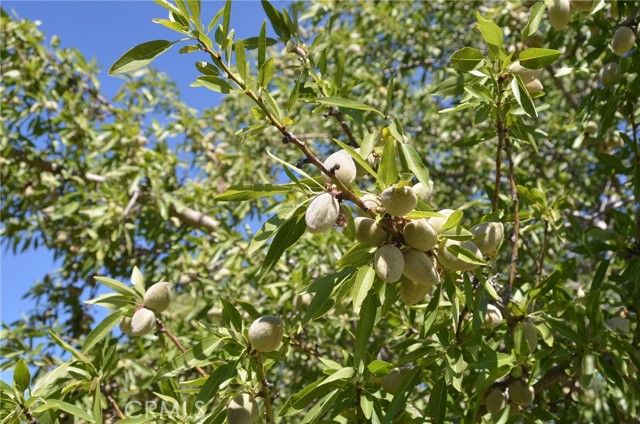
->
xmin=1 ymin=1 xmax=639 ymax=423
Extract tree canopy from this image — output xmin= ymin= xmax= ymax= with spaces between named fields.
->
xmin=1 ymin=1 xmax=639 ymax=423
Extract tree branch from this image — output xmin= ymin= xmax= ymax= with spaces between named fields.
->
xmin=326 ymin=106 xmax=360 ymax=148
xmin=254 ymin=353 xmax=275 ymax=424
xmin=504 ymin=136 xmax=520 ymax=296
xmin=155 ymin=317 xmax=207 ymax=378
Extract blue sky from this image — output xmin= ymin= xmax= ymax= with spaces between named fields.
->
xmin=1 ymin=1 xmax=282 ymax=326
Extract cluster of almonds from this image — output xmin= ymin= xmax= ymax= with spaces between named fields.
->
xmin=119 ymin=282 xmax=172 ymax=336
xmin=227 ymin=315 xmax=284 ymax=424
xmin=304 ymin=149 xmax=505 ymax=306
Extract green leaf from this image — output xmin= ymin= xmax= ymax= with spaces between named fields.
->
xmin=398 ymin=143 xmax=430 ymax=188
xmin=351 ymin=266 xmax=375 ymax=314
xmin=33 ymin=400 xmax=96 ymax=422
xmin=258 ymin=209 xmax=307 ymax=280
xmin=219 ymin=298 xmax=243 ymax=333
xmin=354 ymin=290 xmax=378 ymax=366
xmin=222 ymin=0 xmax=231 ymax=36
xmin=235 ymin=38 xmax=247 ymax=81
xmin=82 ymin=310 xmax=122 ymax=354
xmin=195 ymin=61 xmax=220 ymax=76
xmin=152 ymin=18 xmax=188 ymax=33
xmin=93 ymin=380 xmax=103 ymax=424
xmin=14 ymin=359 xmax=30 ymax=393
xmin=49 ymin=331 xmax=95 ymax=370
xmin=215 ymin=183 xmax=293 ymax=201
xmin=192 ymin=76 xmax=234 ymax=93
xmin=241 ymin=36 xmax=278 ymax=50
xmin=186 ymin=0 xmax=201 ymax=26
xmin=333 ymin=138 xmax=378 ymax=180
xmin=261 ymin=0 xmax=285 ymax=37
xmin=427 ymin=377 xmax=448 ymax=422
xmin=258 ymin=20 xmax=267 ymax=69
xmin=476 ymin=13 xmax=503 ymax=58
xmin=511 ymin=75 xmax=538 ymax=118
xmin=378 ymin=139 xmax=399 ymax=187
xmin=442 ymin=210 xmax=463 ymax=231
xmin=108 ymin=40 xmax=176 ymax=74
xmin=318 ymin=367 xmax=354 ymax=387
xmin=155 ymin=336 xmax=221 ymax=379
xmin=446 ymin=244 xmax=487 ymax=266
xmin=196 ymin=361 xmax=237 ymax=405
xmin=94 ymin=276 xmax=140 ymax=300
xmin=450 ymin=47 xmax=484 ymax=72
xmin=522 ymin=2 xmax=545 ymax=38
xmin=519 ymin=48 xmax=561 ymax=69
xmin=302 ymin=268 xmax=353 ymax=326
xmin=383 ymin=367 xmax=422 ymax=424
xmin=315 ymin=97 xmax=382 ymax=115
xmin=259 ymin=57 xmax=275 ymax=87
xmin=131 ymin=266 xmax=145 ymax=297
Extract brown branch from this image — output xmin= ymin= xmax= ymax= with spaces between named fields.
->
xmin=326 ymin=106 xmax=359 ymax=148
xmin=504 ymin=136 xmax=520 ymax=295
xmin=21 ymin=404 xmax=38 ymax=424
xmin=104 ymin=391 xmax=125 ymax=420
xmin=155 ymin=317 xmax=207 ymax=378
xmin=254 ymin=353 xmax=274 ymax=424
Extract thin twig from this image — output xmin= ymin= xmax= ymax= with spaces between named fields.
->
xmin=21 ymin=404 xmax=38 ymax=424
xmin=254 ymin=353 xmax=275 ymax=424
xmin=105 ymin=392 xmax=125 ymax=420
xmin=156 ymin=317 xmax=207 ymax=378
xmin=492 ymin=78 xmax=505 ymax=213
xmin=327 ymin=106 xmax=359 ymax=148
xmin=504 ymin=136 xmax=520 ymax=296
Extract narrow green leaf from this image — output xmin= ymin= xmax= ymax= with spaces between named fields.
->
xmin=315 ymin=97 xmax=382 ymax=114
xmin=442 ymin=210 xmax=463 ymax=231
xmin=258 ymin=21 xmax=267 ymax=69
xmin=193 ymin=76 xmax=234 ymax=93
xmin=302 ymin=269 xmax=353 ymax=326
xmin=215 ymin=183 xmax=291 ymax=201
xmin=259 ymin=57 xmax=275 ymax=87
xmin=259 ymin=211 xmax=307 ymax=280
xmin=186 ymin=0 xmax=201 ymax=26
xmin=241 ymin=36 xmax=278 ymax=50
xmin=351 ymin=266 xmax=375 ymax=314
xmin=318 ymin=367 xmax=354 ymax=387
xmin=519 ymin=48 xmax=561 ymax=69
xmin=427 ymin=377 xmax=448 ymax=422
xmin=261 ymin=0 xmax=285 ymax=37
xmin=383 ymin=367 xmax=422 ymax=424
xmin=196 ymin=361 xmax=237 ymax=404
xmin=93 ymin=381 xmax=103 ymax=424
xmin=398 ymin=143 xmax=430 ymax=188
xmin=476 ymin=13 xmax=503 ymax=57
xmin=14 ymin=359 xmax=30 ymax=393
xmin=511 ymin=75 xmax=538 ymax=118
xmin=155 ymin=336 xmax=221 ymax=379
xmin=446 ymin=244 xmax=487 ymax=266
xmin=82 ymin=310 xmax=123 ymax=354
xmin=333 ymin=138 xmax=378 ymax=180
xmin=522 ymin=2 xmax=545 ymax=38
xmin=49 ymin=331 xmax=95 ymax=370
xmin=235 ymin=39 xmax=247 ymax=81
xmin=195 ymin=61 xmax=220 ymax=76
xmin=33 ymin=400 xmax=96 ymax=422
xmin=354 ymin=291 xmax=378 ymax=366
xmin=378 ymin=139 xmax=399 ymax=187
xmin=222 ymin=0 xmax=232 ymax=36
xmin=94 ymin=276 xmax=140 ymax=300
xmin=219 ymin=298 xmax=243 ymax=333
xmin=450 ymin=47 xmax=484 ymax=72
xmin=109 ymin=40 xmax=175 ymax=74
xmin=152 ymin=18 xmax=188 ymax=33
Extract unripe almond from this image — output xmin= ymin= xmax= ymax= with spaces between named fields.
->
xmin=354 ymin=217 xmax=388 ymax=246
xmin=374 ymin=244 xmax=405 ymax=283
xmin=131 ymin=308 xmax=156 ymax=336
xmin=322 ymin=150 xmax=357 ymax=186
xmin=525 ymin=32 xmax=545 ymax=48
xmin=248 ymin=315 xmax=284 ymax=352
xmin=402 ymin=249 xmax=440 ymax=286
xmin=507 ymin=380 xmax=535 ymax=406
xmin=305 ymin=193 xmax=339 ymax=233
xmin=524 ymin=79 xmax=544 ymax=94
xmin=403 ymin=219 xmax=438 ymax=252
xmin=227 ymin=393 xmax=259 ymax=424
xmin=549 ymin=0 xmax=571 ymax=30
xmin=143 ymin=282 xmax=172 ymax=313
xmin=606 ymin=316 xmax=630 ymax=333
xmin=600 ymin=62 xmax=621 ymax=87
xmin=571 ymin=0 xmax=593 ymax=11
xmin=437 ymin=239 xmax=483 ymax=271
xmin=486 ymin=389 xmax=507 ymax=415
xmin=381 ymin=366 xmax=412 ymax=394
xmin=585 ymin=121 xmax=598 ymax=135
xmin=380 ymin=185 xmax=417 ymax=217
xmin=509 ymin=61 xmax=543 ymax=84
xmin=483 ymin=304 xmax=503 ymax=329
xmin=413 ymin=180 xmax=434 ymax=202
xmin=400 ymin=278 xmax=433 ymax=306
xmin=471 ymin=222 xmax=505 ymax=257
xmin=207 ymin=306 xmax=223 ymax=319
xmin=293 ymin=292 xmax=313 ymax=309
xmin=359 ymin=193 xmax=383 ymax=216
xmin=427 ymin=209 xmax=455 ymax=234
xmin=612 ymin=26 xmax=636 ymax=56
xmin=119 ymin=316 xmax=133 ymax=335
xmin=523 ymin=320 xmax=539 ymax=352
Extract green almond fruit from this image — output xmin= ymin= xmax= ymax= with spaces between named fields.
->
xmin=248 ymin=315 xmax=284 ymax=352
xmin=322 ymin=150 xmax=357 ymax=186
xmin=483 ymin=304 xmax=503 ymax=329
xmin=402 ymin=249 xmax=440 ymax=286
xmin=354 ymin=217 xmax=388 ymax=246
xmin=227 ymin=393 xmax=259 ymax=424
xmin=413 ymin=180 xmax=434 ymax=202
xmin=403 ymin=219 xmax=438 ymax=252
xmin=571 ymin=0 xmax=593 ymax=11
xmin=549 ymin=0 xmax=571 ymax=30
xmin=143 ymin=282 xmax=172 ymax=313
xmin=606 ymin=316 xmax=630 ymax=333
xmin=523 ymin=320 xmax=539 ymax=352
xmin=293 ymin=292 xmax=313 ymax=309
xmin=437 ymin=239 xmax=483 ymax=271
xmin=508 ymin=380 xmax=535 ymax=406
xmin=400 ymin=278 xmax=433 ymax=306
xmin=471 ymin=222 xmax=504 ymax=257
xmin=509 ymin=61 xmax=542 ymax=84
xmin=131 ymin=308 xmax=156 ymax=336
xmin=374 ymin=244 xmax=405 ymax=283
xmin=612 ymin=26 xmax=636 ymax=56
xmin=486 ymin=389 xmax=507 ymax=415
xmin=600 ymin=62 xmax=621 ymax=87
xmin=524 ymin=79 xmax=543 ymax=94
xmin=380 ymin=185 xmax=417 ymax=217
xmin=427 ymin=209 xmax=455 ymax=234
xmin=119 ymin=316 xmax=133 ymax=335
xmin=305 ymin=193 xmax=340 ymax=233
xmin=381 ymin=366 xmax=412 ymax=394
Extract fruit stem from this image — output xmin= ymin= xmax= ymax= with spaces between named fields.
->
xmin=156 ymin=317 xmax=207 ymax=378
xmin=105 ymin=391 xmax=125 ymax=420
xmin=254 ymin=352 xmax=275 ymax=424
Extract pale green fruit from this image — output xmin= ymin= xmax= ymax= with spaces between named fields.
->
xmin=600 ymin=62 xmax=621 ymax=87
xmin=381 ymin=367 xmax=411 ymax=394
xmin=359 ymin=193 xmax=383 ymax=216
xmin=403 ymin=219 xmax=438 ymax=252
xmin=508 ymin=61 xmax=542 ymax=84
xmin=227 ymin=393 xmax=259 ymax=424
xmin=549 ymin=0 xmax=571 ymax=30
xmin=400 ymin=278 xmax=433 ymax=306
xmin=413 ymin=180 xmax=434 ymax=202
xmin=207 ymin=306 xmax=223 ymax=319
xmin=437 ymin=239 xmax=483 ymax=271
xmin=524 ymin=79 xmax=543 ymax=94
xmin=305 ymin=193 xmax=339 ymax=233
xmin=486 ymin=389 xmax=507 ymax=415
xmin=427 ymin=209 xmax=455 ymax=234
xmin=471 ymin=222 xmax=505 ymax=257
xmin=374 ymin=244 xmax=405 ymax=283
xmin=483 ymin=304 xmax=503 ymax=329
xmin=585 ymin=121 xmax=598 ymax=135
xmin=293 ymin=292 xmax=313 ymax=309
xmin=612 ymin=26 xmax=636 ymax=56
xmin=402 ymin=249 xmax=440 ymax=286
xmin=131 ymin=308 xmax=156 ymax=336
xmin=143 ymin=282 xmax=172 ymax=313
xmin=248 ymin=315 xmax=284 ymax=352
xmin=380 ymin=185 xmax=417 ymax=216
xmin=119 ymin=316 xmax=133 ymax=335
xmin=571 ymin=0 xmax=593 ymax=11
xmin=322 ymin=150 xmax=357 ymax=186
xmin=508 ymin=380 xmax=535 ymax=406
xmin=523 ymin=320 xmax=539 ymax=352
xmin=354 ymin=217 xmax=388 ymax=246
xmin=606 ymin=317 xmax=630 ymax=333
